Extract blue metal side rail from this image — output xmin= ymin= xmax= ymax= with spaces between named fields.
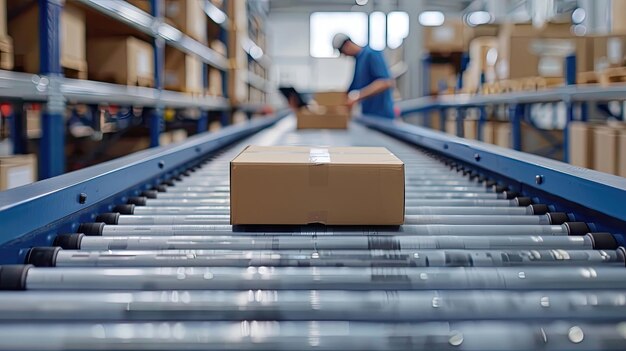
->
xmin=356 ymin=116 xmax=626 ymax=244
xmin=0 ymin=112 xmax=288 ymax=264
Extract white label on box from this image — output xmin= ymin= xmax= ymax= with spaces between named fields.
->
xmin=137 ymin=50 xmax=151 ymax=76
xmin=433 ymin=26 xmax=455 ymax=43
xmin=7 ymin=165 xmax=33 ymax=189
xmin=538 ymin=56 xmax=563 ymax=77
xmin=607 ymin=38 xmax=623 ymax=64
xmin=309 ymin=148 xmax=330 ymax=164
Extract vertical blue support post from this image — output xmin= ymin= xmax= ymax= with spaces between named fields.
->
xmin=438 ymin=108 xmax=446 ymax=132
xmin=456 ymin=52 xmax=470 ymax=92
xmin=197 ymin=110 xmax=209 ymax=133
xmin=509 ymin=104 xmax=522 ymax=151
xmin=219 ymin=9 xmax=230 ymax=127
xmin=9 ymin=102 xmax=26 ymax=154
xmin=580 ymin=102 xmax=588 ymax=122
xmin=477 ymin=106 xmax=487 ymax=141
xmin=39 ymin=0 xmax=65 ymax=179
xmin=563 ymin=99 xmax=575 ymax=163
xmin=421 ymin=55 xmax=431 ymax=97
xmin=565 ymin=54 xmax=577 ymax=86
xmin=150 ymin=0 xmax=164 ymax=147
xmin=456 ymin=108 xmax=464 ymax=138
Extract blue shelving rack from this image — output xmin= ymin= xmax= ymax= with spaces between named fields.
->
xmin=3 ymin=0 xmax=240 ymax=179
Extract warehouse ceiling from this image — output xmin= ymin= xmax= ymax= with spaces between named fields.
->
xmin=269 ymin=0 xmax=474 ymax=13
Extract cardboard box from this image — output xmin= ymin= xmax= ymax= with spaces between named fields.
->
xmin=569 ymin=122 xmax=596 ymax=168
xmin=619 ymin=132 xmax=626 ymax=177
xmin=0 ymin=0 xmax=7 ymax=39
xmin=424 ymin=20 xmax=466 ymax=52
xmin=313 ymin=92 xmax=346 ymax=106
xmin=230 ymin=146 xmax=405 ymax=225
xmin=590 ymin=35 xmax=626 ymax=69
xmin=464 ymin=119 xmax=478 ymax=140
xmin=87 ymin=36 xmax=154 ymax=87
xmin=593 ymin=125 xmax=625 ymax=175
xmin=613 ymin=0 xmax=626 ymax=34
xmin=9 ymin=3 xmax=86 ymax=76
xmin=297 ymin=106 xmax=350 ymax=130
xmin=165 ymin=0 xmax=207 ymax=44
xmin=495 ymin=123 xmax=511 ymax=148
xmin=429 ymin=63 xmax=456 ymax=95
xmin=0 ymin=154 xmax=37 ymax=191
xmin=496 ymin=22 xmax=591 ymax=80
xmin=164 ymin=48 xmax=203 ymax=93
xmin=126 ymin=0 xmax=151 ymax=13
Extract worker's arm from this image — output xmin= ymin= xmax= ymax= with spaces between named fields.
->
xmin=347 ymin=79 xmax=394 ymax=107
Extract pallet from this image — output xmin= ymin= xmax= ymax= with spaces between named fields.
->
xmin=129 ymin=76 xmax=155 ymax=88
xmin=600 ymin=67 xmax=626 ymax=85
xmin=0 ymin=37 xmax=14 ymax=70
xmin=577 ymin=71 xmax=600 ymax=85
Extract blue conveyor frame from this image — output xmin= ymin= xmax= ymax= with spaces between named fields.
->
xmin=1 ymin=112 xmax=625 ymax=264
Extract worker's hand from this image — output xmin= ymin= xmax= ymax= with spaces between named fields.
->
xmin=346 ymin=90 xmax=361 ymax=109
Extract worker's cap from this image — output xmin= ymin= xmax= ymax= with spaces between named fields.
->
xmin=332 ymin=33 xmax=351 ymax=53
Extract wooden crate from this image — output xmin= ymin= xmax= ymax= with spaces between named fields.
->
xmin=600 ymin=67 xmax=626 ymax=85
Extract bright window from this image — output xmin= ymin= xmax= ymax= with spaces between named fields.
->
xmin=369 ymin=11 xmax=386 ymax=51
xmin=310 ymin=12 xmax=368 ymax=58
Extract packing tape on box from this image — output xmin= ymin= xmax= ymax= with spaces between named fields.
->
xmin=309 ymin=148 xmax=331 ymax=164
xmin=308 ymin=148 xmax=329 ymax=187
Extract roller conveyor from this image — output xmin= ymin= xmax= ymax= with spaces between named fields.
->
xmin=1 ymin=116 xmax=626 ymax=350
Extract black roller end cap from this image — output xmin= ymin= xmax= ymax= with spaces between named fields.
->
xmin=96 ymin=213 xmax=120 ymax=225
xmin=617 ymin=247 xmax=626 ymax=266
xmin=503 ymin=191 xmax=519 ymax=199
xmin=494 ymin=185 xmax=508 ymax=193
xmin=485 ymin=180 xmax=497 ymax=188
xmin=172 ymin=176 xmax=183 ymax=182
xmin=113 ymin=204 xmax=135 ymax=215
xmin=54 ymin=233 xmax=84 ymax=249
xmin=153 ymin=185 xmax=168 ymax=192
xmin=161 ymin=180 xmax=175 ymax=187
xmin=127 ymin=196 xmax=147 ymax=206
xmin=588 ymin=232 xmax=618 ymax=250
xmin=477 ymin=176 xmax=487 ymax=183
xmin=78 ymin=222 xmax=105 ymax=236
xmin=25 ymin=247 xmax=61 ymax=267
xmin=141 ymin=190 xmax=158 ymax=199
xmin=0 ymin=265 xmax=31 ymax=290
xmin=547 ymin=212 xmax=569 ymax=225
xmin=515 ymin=197 xmax=532 ymax=207
xmin=530 ymin=204 xmax=549 ymax=215
xmin=564 ymin=222 xmax=590 ymax=236
xmin=182 ymin=171 xmax=191 ymax=177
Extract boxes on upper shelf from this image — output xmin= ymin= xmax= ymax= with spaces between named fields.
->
xmin=593 ymin=124 xmax=626 ymax=176
xmin=9 ymin=3 xmax=86 ymax=78
xmin=0 ymin=154 xmax=37 ymax=191
xmin=164 ymin=48 xmax=203 ymax=93
xmin=164 ymin=0 xmax=207 ymax=44
xmin=125 ymin=0 xmax=151 ymax=13
xmin=87 ymin=36 xmax=154 ymax=87
xmin=423 ymin=19 xmax=466 ymax=53
xmin=230 ymin=146 xmax=405 ymax=225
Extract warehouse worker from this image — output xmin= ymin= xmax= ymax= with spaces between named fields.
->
xmin=332 ymin=33 xmax=395 ymax=119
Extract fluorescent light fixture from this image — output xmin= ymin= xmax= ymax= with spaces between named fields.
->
xmin=466 ymin=11 xmax=492 ymax=26
xmin=387 ymin=11 xmax=409 ymax=49
xmin=355 ymin=0 xmax=368 ymax=5
xmin=418 ymin=11 xmax=444 ymax=27
xmin=571 ymin=8 xmax=586 ymax=24
xmin=369 ymin=11 xmax=386 ymax=51
xmin=250 ymin=46 xmax=264 ymax=60
xmin=205 ymin=3 xmax=227 ymax=24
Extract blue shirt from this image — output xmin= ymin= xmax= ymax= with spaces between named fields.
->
xmin=348 ymin=46 xmax=395 ymax=119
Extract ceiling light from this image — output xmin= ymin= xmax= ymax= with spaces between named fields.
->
xmin=418 ymin=11 xmax=445 ymax=27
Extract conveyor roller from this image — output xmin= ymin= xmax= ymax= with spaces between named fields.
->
xmin=0 ymin=118 xmax=625 ymax=350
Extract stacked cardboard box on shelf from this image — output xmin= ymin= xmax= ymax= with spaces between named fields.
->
xmin=9 ymin=3 xmax=86 ymax=78
xmin=125 ymin=0 xmax=151 ymax=13
xmin=230 ymin=146 xmax=405 ymax=225
xmin=593 ymin=124 xmax=626 ymax=176
xmin=424 ymin=20 xmax=466 ymax=53
xmin=164 ymin=47 xmax=203 ymax=93
xmin=297 ymin=92 xmax=350 ymax=130
xmin=207 ymin=40 xmax=226 ymax=97
xmin=0 ymin=0 xmax=13 ymax=70
xmin=87 ymin=37 xmax=154 ymax=87
xmin=0 ymin=154 xmax=36 ymax=191
xmin=164 ymin=0 xmax=207 ymax=44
